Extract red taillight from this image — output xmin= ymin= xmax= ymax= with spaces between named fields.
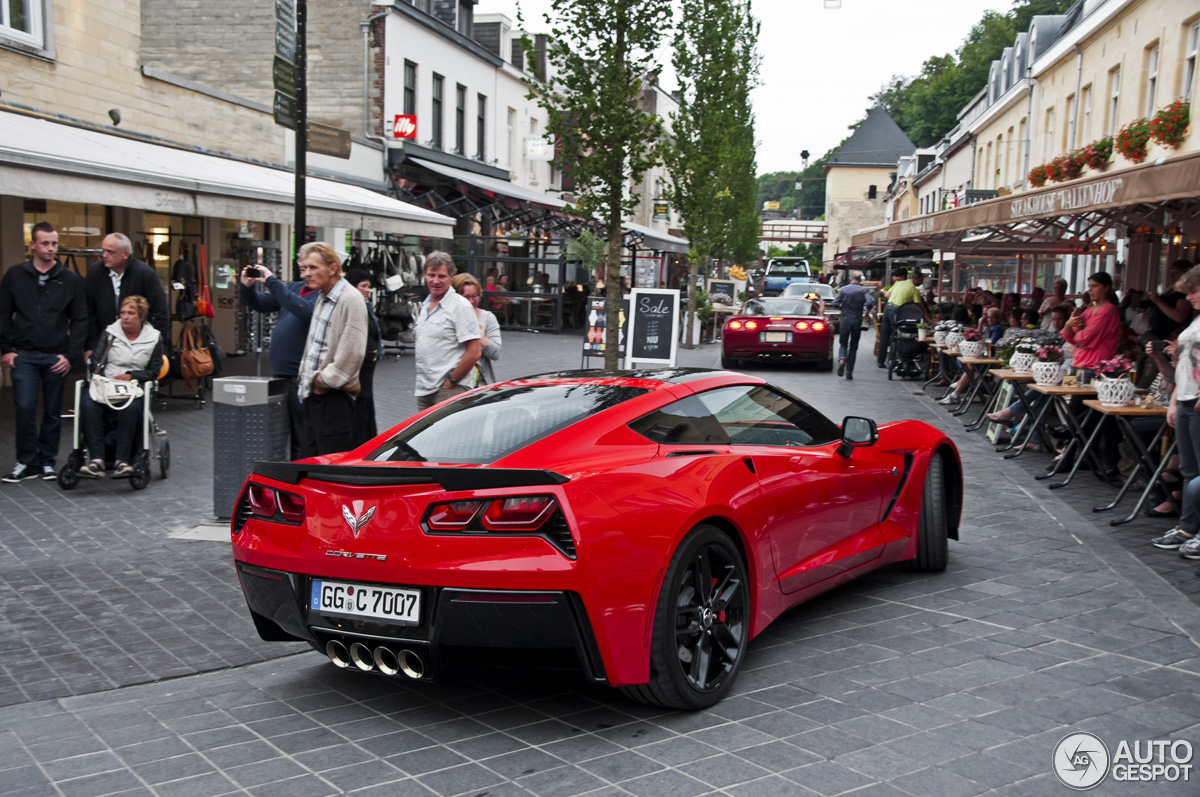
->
xmin=482 ymin=496 xmax=557 ymax=531
xmin=812 ymin=321 xmax=827 ymax=331
xmin=276 ymin=491 xmax=306 ymax=522
xmin=247 ymin=484 xmax=277 ymax=517
xmin=728 ymin=320 xmax=743 ymax=331
xmin=426 ymin=500 xmax=485 ymax=530
xmin=794 ymin=321 xmax=810 ymax=331
xmin=745 ymin=320 xmax=759 ymax=331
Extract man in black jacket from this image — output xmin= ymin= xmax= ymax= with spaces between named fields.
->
xmin=0 ymin=222 xmax=88 ymax=482
xmin=84 ymin=233 xmax=170 ymax=358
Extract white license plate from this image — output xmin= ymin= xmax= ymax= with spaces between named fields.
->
xmin=762 ymin=331 xmax=791 ymax=343
xmin=310 ymin=580 xmax=421 ymax=625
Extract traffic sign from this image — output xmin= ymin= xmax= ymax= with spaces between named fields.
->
xmin=274 ymin=91 xmax=297 ymax=130
xmin=273 ymin=55 xmax=297 ymax=98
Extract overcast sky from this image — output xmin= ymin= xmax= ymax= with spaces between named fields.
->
xmin=478 ymin=0 xmax=1011 ymax=174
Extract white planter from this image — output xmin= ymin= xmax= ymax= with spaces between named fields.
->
xmin=934 ymin=330 xmax=948 ymax=346
xmin=1009 ymin=352 xmax=1035 ymax=374
xmin=1096 ymin=376 xmax=1135 ymax=407
xmin=958 ymin=340 xmax=984 ymax=359
xmin=918 ymin=329 xmax=929 ymax=341
xmin=1032 ymin=361 xmax=1063 ymax=386
xmin=945 ymin=332 xmax=963 ymax=348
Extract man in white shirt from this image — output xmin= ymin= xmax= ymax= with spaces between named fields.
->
xmin=413 ymin=252 xmax=481 ymax=412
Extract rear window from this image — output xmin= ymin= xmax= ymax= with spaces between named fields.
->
xmin=767 ymin=260 xmax=810 ymax=277
xmin=746 ymin=298 xmax=817 ymax=316
xmin=368 ymin=383 xmax=649 ymax=464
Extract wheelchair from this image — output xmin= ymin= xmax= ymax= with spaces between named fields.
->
xmin=57 ymin=373 xmax=170 ymax=492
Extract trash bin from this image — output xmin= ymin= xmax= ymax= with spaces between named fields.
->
xmin=213 ymin=376 xmax=289 ymax=519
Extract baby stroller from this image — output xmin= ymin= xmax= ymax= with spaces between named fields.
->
xmin=888 ymin=303 xmax=929 ymax=381
xmin=57 ymin=374 xmax=170 ymax=491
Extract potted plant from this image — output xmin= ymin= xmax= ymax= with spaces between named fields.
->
xmin=1032 ymin=345 xmax=1064 ymax=385
xmin=1028 ymin=164 xmax=1050 ymax=188
xmin=1009 ymin=340 xmax=1040 ymax=374
xmin=1149 ymin=99 xmax=1190 ymax=150
xmin=1048 ymin=151 xmax=1085 ymax=183
xmin=917 ymin=321 xmax=930 ymax=341
xmin=1095 ymin=354 xmax=1135 ymax=406
xmin=1081 ymin=137 xmax=1114 ymax=171
xmin=1116 ymin=118 xmax=1152 ymax=163
xmin=958 ymin=327 xmax=985 ymax=359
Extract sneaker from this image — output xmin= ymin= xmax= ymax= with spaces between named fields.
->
xmin=1180 ymin=537 xmax=1200 ymax=560
xmin=2 ymin=463 xmax=37 ymax=483
xmin=837 ymin=359 xmax=846 ymax=377
xmin=937 ymin=393 xmax=961 ymax=406
xmin=42 ymin=464 xmax=56 ymax=480
xmin=1151 ymin=528 xmax=1193 ymax=550
xmin=78 ymin=460 xmax=104 ymax=479
xmin=112 ymin=461 xmax=134 ymax=478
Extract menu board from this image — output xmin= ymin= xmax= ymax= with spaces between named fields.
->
xmin=626 ymin=289 xmax=680 ymax=367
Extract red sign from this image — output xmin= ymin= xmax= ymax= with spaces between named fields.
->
xmin=392 ymin=115 xmax=417 ymax=139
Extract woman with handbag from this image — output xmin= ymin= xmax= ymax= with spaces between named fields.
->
xmin=78 ymin=296 xmax=163 ymax=478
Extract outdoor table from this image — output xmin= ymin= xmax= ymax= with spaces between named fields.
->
xmin=1035 ymin=384 xmax=1106 ymax=486
xmin=1005 ymin=382 xmax=1092 ymax=459
xmin=986 ymin=369 xmax=1036 ymax=450
xmin=923 ymin=343 xmax=950 ymax=389
xmin=954 ymin=357 xmax=1004 ymax=428
xmin=1076 ymin=400 xmax=1175 ymax=525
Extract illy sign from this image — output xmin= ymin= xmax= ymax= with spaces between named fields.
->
xmin=393 ymin=115 xmax=417 ymax=139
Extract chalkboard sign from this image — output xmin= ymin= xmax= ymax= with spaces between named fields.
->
xmin=581 ymin=295 xmax=629 ymax=364
xmin=626 ymin=289 xmax=680 ymax=367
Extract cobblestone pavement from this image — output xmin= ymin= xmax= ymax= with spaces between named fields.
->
xmin=1 ymin=329 xmax=1198 ymax=795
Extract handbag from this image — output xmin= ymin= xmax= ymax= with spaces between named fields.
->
xmin=199 ymin=323 xmax=226 ymax=376
xmin=88 ymin=375 xmax=144 ymax=410
xmin=179 ymin=326 xmax=214 ymax=388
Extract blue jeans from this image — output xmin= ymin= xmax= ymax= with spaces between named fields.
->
xmin=81 ymin=391 xmax=144 ymax=465
xmin=1175 ymin=398 xmax=1200 ymax=534
xmin=10 ymin=350 xmax=68 ymax=469
xmin=839 ymin=316 xmax=862 ymax=373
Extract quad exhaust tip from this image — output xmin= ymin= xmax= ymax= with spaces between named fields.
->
xmin=325 ymin=640 xmax=426 ymax=679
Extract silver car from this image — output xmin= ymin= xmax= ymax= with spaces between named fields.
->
xmin=782 ymin=282 xmax=840 ymax=329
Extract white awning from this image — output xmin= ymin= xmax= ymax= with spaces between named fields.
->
xmin=623 ymin=220 xmax=689 ymax=254
xmin=408 ymin=156 xmax=569 ymax=209
xmin=0 ymin=111 xmax=454 ymax=237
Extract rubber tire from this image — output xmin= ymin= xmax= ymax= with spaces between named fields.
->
xmin=721 ymin=356 xmax=739 ymax=370
xmin=129 ymin=452 xmax=150 ymax=491
xmin=623 ymin=525 xmax=749 ymax=710
xmin=905 ymin=453 xmax=948 ymax=571
xmin=57 ymin=462 xmax=79 ymax=491
xmin=159 ymin=439 xmax=171 ymax=480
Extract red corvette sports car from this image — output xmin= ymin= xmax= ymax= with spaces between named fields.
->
xmin=722 ymin=297 xmax=835 ymax=371
xmin=233 ymin=369 xmax=962 ymax=709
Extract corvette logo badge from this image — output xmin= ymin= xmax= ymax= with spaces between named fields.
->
xmin=342 ymin=504 xmax=377 ymax=537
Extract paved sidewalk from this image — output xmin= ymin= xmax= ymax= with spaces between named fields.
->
xmin=0 ymin=329 xmax=1198 ymax=795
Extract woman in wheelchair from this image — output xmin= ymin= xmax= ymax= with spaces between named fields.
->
xmin=78 ymin=297 xmax=163 ymax=478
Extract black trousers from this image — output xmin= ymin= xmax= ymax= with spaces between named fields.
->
xmin=301 ymin=389 xmax=356 ymax=457
xmin=286 ymin=379 xmax=313 ymax=461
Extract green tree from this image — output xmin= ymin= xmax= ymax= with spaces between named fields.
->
xmin=527 ymin=0 xmax=672 ymax=368
xmin=667 ymin=0 xmax=760 ymax=347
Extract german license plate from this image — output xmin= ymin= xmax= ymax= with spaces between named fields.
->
xmin=310 ymin=580 xmax=420 ymax=625
xmin=762 ymin=331 xmax=791 ymax=343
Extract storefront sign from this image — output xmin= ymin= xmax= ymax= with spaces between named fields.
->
xmin=582 ymin=296 xmax=628 ymax=359
xmin=1010 ymin=177 xmax=1125 ymax=217
xmin=393 ymin=115 xmax=417 ymax=139
xmin=652 ymin=201 xmax=670 ymax=219
xmin=626 ymin=289 xmax=680 ymax=368
xmin=307 ymin=122 xmax=351 ymax=159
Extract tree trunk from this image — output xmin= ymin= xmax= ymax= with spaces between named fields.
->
xmin=603 ymin=203 xmax=625 ymax=370
xmin=684 ymin=256 xmax=699 ymax=349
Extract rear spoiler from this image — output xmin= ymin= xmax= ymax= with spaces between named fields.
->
xmin=251 ymin=462 xmax=570 ymax=491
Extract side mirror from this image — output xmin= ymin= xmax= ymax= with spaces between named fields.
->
xmin=838 ymin=416 xmax=877 ymax=457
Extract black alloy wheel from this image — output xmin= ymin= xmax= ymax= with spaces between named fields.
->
xmin=625 ymin=525 xmax=748 ymax=709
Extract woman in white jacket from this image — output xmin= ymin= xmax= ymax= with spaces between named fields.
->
xmin=78 ymin=296 xmax=163 ymax=478
xmin=451 ymin=273 xmax=502 ymax=386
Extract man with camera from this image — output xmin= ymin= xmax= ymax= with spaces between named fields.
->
xmin=240 ymin=262 xmax=319 ymax=459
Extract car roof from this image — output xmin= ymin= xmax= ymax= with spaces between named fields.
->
xmin=519 ymin=367 xmax=742 ymax=386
